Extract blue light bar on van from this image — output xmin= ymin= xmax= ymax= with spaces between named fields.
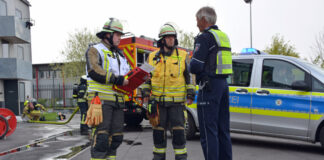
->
xmin=240 ymin=48 xmax=260 ymax=55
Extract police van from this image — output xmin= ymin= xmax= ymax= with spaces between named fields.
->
xmin=185 ymin=48 xmax=324 ymax=148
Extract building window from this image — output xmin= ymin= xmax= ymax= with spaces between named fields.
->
xmin=33 ymin=70 xmax=36 ymax=78
xmin=39 ymin=71 xmax=44 ymax=79
xmin=0 ymin=0 xmax=7 ymax=16
xmin=1 ymin=40 xmax=9 ymax=58
xmin=56 ymin=71 xmax=61 ymax=78
xmin=17 ymin=45 xmax=24 ymax=60
xmin=51 ymin=71 xmax=57 ymax=78
xmin=19 ymin=82 xmax=25 ymax=103
xmin=15 ymin=9 xmax=22 ymax=19
xmin=45 ymin=71 xmax=50 ymax=79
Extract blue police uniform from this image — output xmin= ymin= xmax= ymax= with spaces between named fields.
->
xmin=190 ymin=25 xmax=232 ymax=160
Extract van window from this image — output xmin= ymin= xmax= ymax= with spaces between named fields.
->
xmin=312 ymin=77 xmax=324 ymax=92
xmin=227 ymin=59 xmax=253 ymax=86
xmin=262 ymin=59 xmax=307 ymax=89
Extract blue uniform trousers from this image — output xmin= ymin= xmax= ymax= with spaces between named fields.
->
xmin=197 ymin=78 xmax=232 ymax=160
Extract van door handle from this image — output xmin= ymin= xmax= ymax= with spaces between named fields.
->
xmin=235 ymin=88 xmax=248 ymax=94
xmin=256 ymin=90 xmax=270 ymax=95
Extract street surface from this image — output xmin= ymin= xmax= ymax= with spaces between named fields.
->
xmin=0 ymin=114 xmax=323 ymax=160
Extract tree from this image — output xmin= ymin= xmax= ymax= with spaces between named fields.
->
xmin=53 ymin=28 xmax=99 ymax=79
xmin=178 ymin=30 xmax=195 ymax=50
xmin=264 ymin=34 xmax=299 ymax=58
xmin=311 ymin=29 xmax=324 ymax=68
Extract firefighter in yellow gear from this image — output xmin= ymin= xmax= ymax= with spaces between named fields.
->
xmin=85 ymin=18 xmax=130 ymax=160
xmin=141 ymin=23 xmax=195 ymax=160
xmin=22 ymin=99 xmax=47 ymax=121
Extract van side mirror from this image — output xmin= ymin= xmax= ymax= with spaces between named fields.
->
xmin=291 ymin=80 xmax=310 ymax=91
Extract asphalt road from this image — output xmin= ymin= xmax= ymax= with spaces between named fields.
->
xmin=0 ymin=114 xmax=323 ymax=160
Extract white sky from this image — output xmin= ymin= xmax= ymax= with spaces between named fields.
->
xmin=30 ymin=0 xmax=324 ymax=64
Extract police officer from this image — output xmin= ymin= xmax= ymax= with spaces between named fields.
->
xmin=190 ymin=6 xmax=233 ymax=160
xmin=141 ymin=23 xmax=195 ymax=160
xmin=77 ymin=75 xmax=89 ymax=135
xmin=85 ymin=18 xmax=130 ymax=160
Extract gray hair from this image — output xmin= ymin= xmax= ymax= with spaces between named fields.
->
xmin=196 ymin=6 xmax=217 ymax=25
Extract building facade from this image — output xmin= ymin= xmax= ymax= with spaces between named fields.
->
xmin=0 ymin=0 xmax=33 ymax=115
xmin=33 ymin=63 xmax=78 ymax=108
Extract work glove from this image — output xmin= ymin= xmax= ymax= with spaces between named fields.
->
xmin=85 ymin=96 xmax=103 ymax=127
xmin=148 ymin=100 xmax=158 ymax=117
xmin=147 ymin=100 xmax=159 ymax=127
xmin=148 ymin=112 xmax=160 ymax=127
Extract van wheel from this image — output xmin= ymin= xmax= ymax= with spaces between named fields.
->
xmin=124 ymin=114 xmax=144 ymax=126
xmin=185 ymin=113 xmax=196 ymax=140
xmin=320 ymin=126 xmax=324 ymax=148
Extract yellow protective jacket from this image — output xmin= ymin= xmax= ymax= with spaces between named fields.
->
xmin=22 ymin=103 xmax=46 ymax=120
xmin=141 ymin=48 xmax=195 ymax=102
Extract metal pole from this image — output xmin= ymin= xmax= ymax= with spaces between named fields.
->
xmin=250 ymin=2 xmax=253 ymax=48
xmin=52 ymin=71 xmax=55 ymax=108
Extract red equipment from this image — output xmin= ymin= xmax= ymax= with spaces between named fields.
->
xmin=113 ymin=66 xmax=151 ymax=95
xmin=0 ymin=108 xmax=17 ymax=139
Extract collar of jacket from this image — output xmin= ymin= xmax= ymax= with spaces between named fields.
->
xmin=101 ymin=40 xmax=125 ymax=58
xmin=101 ymin=40 xmax=113 ymax=50
xmin=203 ymin=25 xmax=219 ymax=33
xmin=160 ymin=48 xmax=174 ymax=57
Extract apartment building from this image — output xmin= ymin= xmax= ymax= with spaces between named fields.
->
xmin=0 ymin=0 xmax=33 ymax=115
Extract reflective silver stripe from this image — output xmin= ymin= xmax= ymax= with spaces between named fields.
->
xmin=88 ymin=87 xmax=114 ymax=93
xmin=191 ymin=57 xmax=205 ymax=64
xmin=88 ymin=81 xmax=115 ymax=92
xmin=174 ymin=148 xmax=187 ymax=155
xmin=88 ymin=85 xmax=114 ymax=91
xmin=152 ymin=85 xmax=186 ymax=90
xmin=152 ymin=90 xmax=186 ymax=94
xmin=77 ymin=99 xmax=87 ymax=102
xmin=89 ymin=84 xmax=113 ymax=91
xmin=209 ymin=45 xmax=216 ymax=51
xmin=88 ymin=93 xmax=124 ymax=102
xmin=217 ymin=51 xmax=223 ymax=74
xmin=217 ymin=64 xmax=232 ymax=69
xmin=151 ymin=89 xmax=186 ymax=93
xmin=153 ymin=96 xmax=185 ymax=102
xmin=153 ymin=147 xmax=166 ymax=153
xmin=209 ymin=30 xmax=222 ymax=46
xmin=140 ymin=84 xmax=150 ymax=89
xmin=186 ymin=84 xmax=196 ymax=90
